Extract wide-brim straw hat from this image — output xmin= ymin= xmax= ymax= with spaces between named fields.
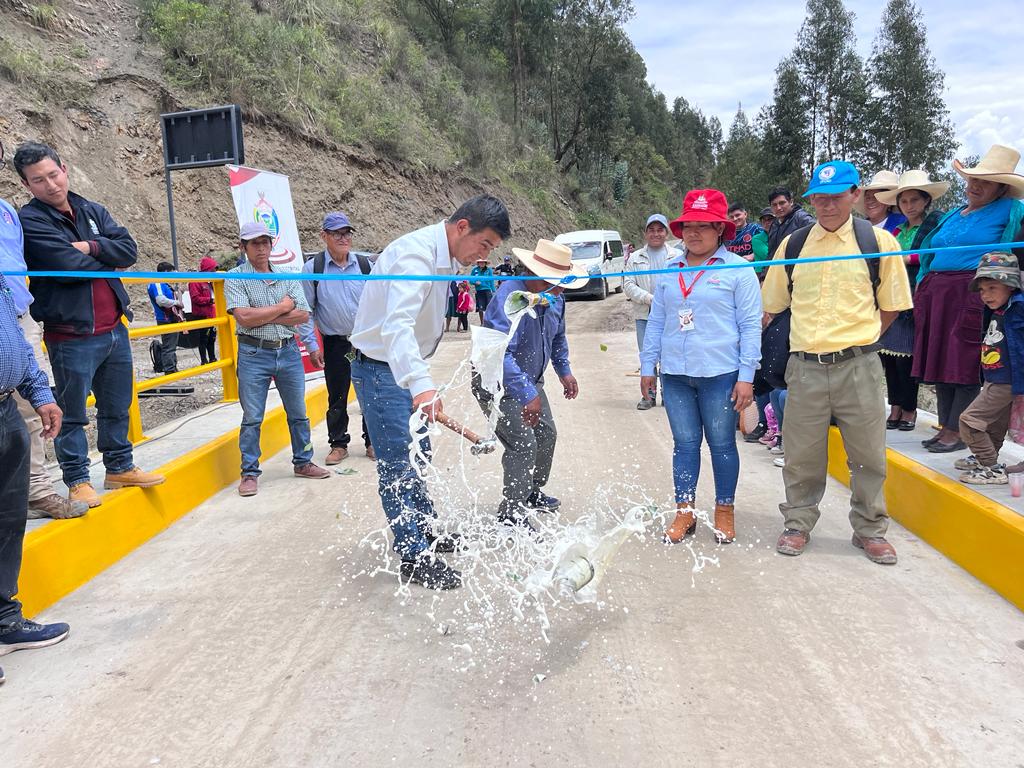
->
xmin=874 ymin=170 xmax=951 ymax=206
xmin=511 ymin=239 xmax=591 ymax=290
xmin=953 ymin=144 xmax=1024 ymax=199
xmin=854 ymin=170 xmax=901 ymax=214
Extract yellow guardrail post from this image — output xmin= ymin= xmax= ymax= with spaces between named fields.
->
xmin=214 ymin=280 xmax=239 ymax=402
xmin=126 ymin=368 xmax=146 ymax=444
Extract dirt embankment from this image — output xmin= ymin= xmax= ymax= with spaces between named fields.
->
xmin=0 ymin=0 xmax=575 ymax=271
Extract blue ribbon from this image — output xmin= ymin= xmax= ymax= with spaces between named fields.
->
xmin=3 ymin=240 xmax=1022 ymax=284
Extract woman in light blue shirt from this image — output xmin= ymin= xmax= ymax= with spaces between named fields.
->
xmin=641 ymin=190 xmax=762 ymax=546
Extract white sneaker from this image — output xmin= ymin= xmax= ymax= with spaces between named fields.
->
xmin=960 ymin=464 xmax=1008 ymax=485
xmin=773 ymin=457 xmax=785 ymax=468
xmin=954 ymin=454 xmax=980 ymax=471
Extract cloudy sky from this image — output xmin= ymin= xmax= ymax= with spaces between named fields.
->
xmin=625 ymin=0 xmax=1024 ymax=164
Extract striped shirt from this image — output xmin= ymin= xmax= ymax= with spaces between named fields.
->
xmin=225 ymin=261 xmax=310 ymax=341
xmin=0 ymin=273 xmax=53 ymax=407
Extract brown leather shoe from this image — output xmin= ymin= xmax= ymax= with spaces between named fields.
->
xmin=851 ymin=533 xmax=897 ymax=565
xmin=776 ymin=528 xmax=809 ymax=556
xmin=294 ymin=462 xmax=331 ymax=480
xmin=365 ymin=444 xmax=376 ymax=461
xmin=713 ymin=503 xmax=735 ymax=544
xmin=238 ymin=476 xmax=258 ymax=497
xmin=104 ymin=466 xmax=166 ymax=489
xmin=325 ymin=447 xmax=349 ymax=465
xmin=69 ymin=482 xmax=102 ymax=508
xmin=28 ymin=493 xmax=89 ymax=520
xmin=663 ymin=505 xmax=697 ymax=544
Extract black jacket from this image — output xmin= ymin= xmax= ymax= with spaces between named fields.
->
xmin=21 ymin=191 xmax=138 ymax=334
xmin=767 ymin=206 xmax=816 ymax=257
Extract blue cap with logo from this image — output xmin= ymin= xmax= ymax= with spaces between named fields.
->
xmin=322 ymin=211 xmax=355 ymax=232
xmin=803 ymin=160 xmax=860 ymax=196
xmin=645 ymin=213 xmax=669 ymax=230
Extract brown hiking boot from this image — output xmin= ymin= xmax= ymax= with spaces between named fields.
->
xmin=851 ymin=533 xmax=897 ymax=565
xmin=69 ymin=482 xmax=102 ymax=509
xmin=294 ymin=462 xmax=331 ymax=480
xmin=325 ymin=447 xmax=349 ymax=465
xmin=238 ymin=476 xmax=258 ymax=497
xmin=663 ymin=505 xmax=697 ymax=544
xmin=28 ymin=493 xmax=89 ymax=520
xmin=776 ymin=528 xmax=809 ymax=556
xmin=104 ymin=466 xmax=165 ymax=490
xmin=366 ymin=444 xmax=376 ymax=461
xmin=713 ymin=503 xmax=735 ymax=544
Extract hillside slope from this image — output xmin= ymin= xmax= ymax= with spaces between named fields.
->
xmin=0 ymin=0 xmax=576 ymax=265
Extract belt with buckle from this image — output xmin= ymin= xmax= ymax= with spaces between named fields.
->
xmin=353 ymin=350 xmax=387 ymax=365
xmin=793 ymin=344 xmax=880 ymax=365
xmin=237 ymin=334 xmax=293 ymax=350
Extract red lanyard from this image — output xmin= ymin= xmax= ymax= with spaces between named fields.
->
xmin=677 ymin=257 xmax=720 ymax=299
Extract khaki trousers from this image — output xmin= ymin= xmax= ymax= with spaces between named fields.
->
xmin=959 ymin=382 xmax=1013 ymax=466
xmin=13 ymin=313 xmax=55 ymax=502
xmin=780 ymin=351 xmax=889 ymax=537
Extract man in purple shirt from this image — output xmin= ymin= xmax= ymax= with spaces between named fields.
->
xmin=471 ymin=239 xmax=587 ymax=531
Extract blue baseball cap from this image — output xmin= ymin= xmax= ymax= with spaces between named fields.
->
xmin=645 ymin=213 xmax=669 ymax=229
xmin=322 ymin=211 xmax=355 ymax=232
xmin=804 ymin=161 xmax=860 ymax=196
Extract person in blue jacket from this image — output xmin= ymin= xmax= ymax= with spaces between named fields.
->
xmin=471 ymin=239 xmax=588 ymax=531
xmin=147 ymin=261 xmax=184 ymax=374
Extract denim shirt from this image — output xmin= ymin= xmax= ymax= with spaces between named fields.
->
xmin=483 ymin=279 xmax=571 ymax=405
xmin=641 ymin=246 xmax=762 ymax=382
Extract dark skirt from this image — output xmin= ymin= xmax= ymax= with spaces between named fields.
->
xmin=911 ymin=271 xmax=983 ymax=386
xmin=879 ymin=310 xmax=914 ymax=356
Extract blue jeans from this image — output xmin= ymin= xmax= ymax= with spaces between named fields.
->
xmin=350 ymin=357 xmax=435 ymax=560
xmin=662 ymin=371 xmax=740 ymax=505
xmin=770 ymin=388 xmax=788 ymax=431
xmin=236 ymin=340 xmax=313 ymax=476
xmin=48 ymin=324 xmax=134 ymax=486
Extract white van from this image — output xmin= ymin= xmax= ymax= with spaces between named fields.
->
xmin=552 ymin=229 xmax=625 ymax=300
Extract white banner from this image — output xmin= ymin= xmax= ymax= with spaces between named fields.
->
xmin=227 ymin=166 xmax=302 ymax=270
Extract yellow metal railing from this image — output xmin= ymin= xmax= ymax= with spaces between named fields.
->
xmin=85 ymin=280 xmax=239 ymax=444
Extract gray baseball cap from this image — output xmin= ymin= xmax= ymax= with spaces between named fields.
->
xmin=645 ymin=214 xmax=669 ymax=229
xmin=240 ymin=221 xmax=273 ymax=241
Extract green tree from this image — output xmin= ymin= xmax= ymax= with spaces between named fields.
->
xmin=712 ymin=106 xmax=773 ymax=213
xmin=760 ymin=56 xmax=810 ymax=193
xmin=862 ymin=0 xmax=957 ymax=174
xmin=793 ymin=0 xmax=869 ymax=167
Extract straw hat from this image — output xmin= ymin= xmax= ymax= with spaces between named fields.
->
xmin=874 ymin=170 xmax=950 ymax=206
xmin=511 ymin=239 xmax=591 ymax=289
xmin=854 ymin=169 xmax=900 ymax=214
xmin=953 ymin=144 xmax=1024 ymax=199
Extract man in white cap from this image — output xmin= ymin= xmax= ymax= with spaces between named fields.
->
xmin=623 ymin=213 xmax=680 ymax=409
xmin=349 ymin=195 xmax=511 ymax=590
xmin=225 ymin=221 xmax=331 ymax=497
xmin=472 ymin=239 xmax=586 ymax=530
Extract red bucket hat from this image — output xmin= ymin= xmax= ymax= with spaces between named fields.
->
xmin=669 ymin=189 xmax=736 ymax=241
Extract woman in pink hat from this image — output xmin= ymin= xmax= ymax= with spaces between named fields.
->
xmin=640 ymin=190 xmax=762 ymax=545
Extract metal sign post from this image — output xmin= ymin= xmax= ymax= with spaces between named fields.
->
xmin=160 ymin=105 xmax=245 ymax=269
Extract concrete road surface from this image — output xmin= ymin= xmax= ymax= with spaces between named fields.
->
xmin=3 ymin=294 xmax=1023 ymax=768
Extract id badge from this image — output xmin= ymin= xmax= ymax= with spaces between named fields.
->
xmin=678 ymin=308 xmax=695 ymax=332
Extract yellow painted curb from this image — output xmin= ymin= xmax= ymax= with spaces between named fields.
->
xmin=19 ymin=384 xmax=330 ymax=617
xmin=827 ymin=427 xmax=1024 ymax=612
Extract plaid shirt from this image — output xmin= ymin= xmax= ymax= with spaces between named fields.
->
xmin=0 ymin=273 xmax=53 ymax=407
xmin=225 ymin=261 xmax=310 ymax=341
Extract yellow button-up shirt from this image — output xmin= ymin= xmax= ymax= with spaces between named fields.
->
xmin=761 ymin=217 xmax=913 ymax=354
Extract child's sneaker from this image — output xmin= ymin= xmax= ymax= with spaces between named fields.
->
xmin=759 ymin=431 xmax=778 ymax=446
xmin=769 ymin=436 xmax=784 ymax=456
xmin=954 ymin=454 xmax=981 ymax=471
xmin=960 ymin=464 xmax=1008 ymax=485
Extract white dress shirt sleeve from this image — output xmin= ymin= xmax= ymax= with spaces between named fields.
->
xmin=381 ymin=249 xmax=437 ymax=397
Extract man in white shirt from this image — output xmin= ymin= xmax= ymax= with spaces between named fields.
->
xmin=350 ymin=195 xmax=511 ymax=590
xmin=622 ymin=213 xmax=680 ymax=409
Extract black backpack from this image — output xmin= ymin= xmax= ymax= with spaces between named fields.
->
xmin=756 ymin=219 xmax=881 ymax=392
xmin=312 ymin=251 xmax=372 ymax=306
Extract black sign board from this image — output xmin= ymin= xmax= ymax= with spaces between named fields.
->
xmin=160 ymin=105 xmax=244 ymax=170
